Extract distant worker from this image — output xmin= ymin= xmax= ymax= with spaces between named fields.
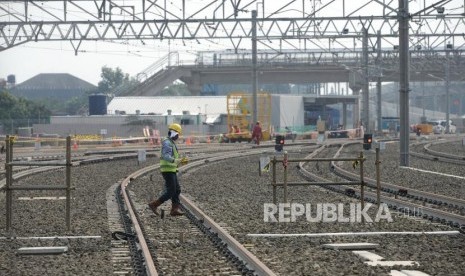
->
xmin=148 ymin=123 xmax=188 ymax=216
xmin=252 ymin=121 xmax=262 ymax=145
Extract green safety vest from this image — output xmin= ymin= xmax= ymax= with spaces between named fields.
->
xmin=160 ymin=138 xmax=179 ymax=173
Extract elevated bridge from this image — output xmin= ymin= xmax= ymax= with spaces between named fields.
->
xmin=115 ymin=48 xmax=465 ymax=129
xmin=123 ymin=49 xmax=465 ymax=96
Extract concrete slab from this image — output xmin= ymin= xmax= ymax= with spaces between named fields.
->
xmin=247 ymin=231 xmax=460 ymax=238
xmin=323 ymin=243 xmax=379 ymax=250
xmin=18 ymin=196 xmax=67 ymax=200
xmin=351 ymin=251 xmax=419 ymax=267
xmin=17 ymin=246 xmax=68 ymax=255
xmin=352 ymin=250 xmax=384 ymax=261
xmin=391 ymin=270 xmax=430 ymax=276
xmin=366 ymin=261 xmax=419 ymax=267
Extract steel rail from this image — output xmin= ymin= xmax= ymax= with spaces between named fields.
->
xmin=333 ymin=143 xmax=465 ymax=209
xmin=0 ymin=146 xmax=244 ymax=275
xmin=120 ymin=166 xmax=159 ymax=276
xmin=0 ymin=142 xmax=318 ymax=275
xmin=118 ymin=146 xmax=285 ymax=276
xmin=181 ymin=196 xmax=277 ymax=276
xmin=423 ymin=141 xmax=465 ymax=161
xmin=178 ymin=149 xmax=280 ymax=276
xmin=297 ymin=142 xmax=465 ymax=228
xmin=123 ymin=144 xmax=318 ymax=274
xmin=409 ymin=141 xmax=465 ymax=169
xmin=332 ymin=158 xmax=465 ymax=209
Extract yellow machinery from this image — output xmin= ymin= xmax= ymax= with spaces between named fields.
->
xmin=415 ymin=123 xmax=433 ymax=134
xmin=226 ymin=92 xmax=271 ymax=142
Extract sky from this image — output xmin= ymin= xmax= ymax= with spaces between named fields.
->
xmin=0 ymin=41 xmax=182 ymax=86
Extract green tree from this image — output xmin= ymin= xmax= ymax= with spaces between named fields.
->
xmin=65 ymin=96 xmax=89 ymax=115
xmin=0 ymin=90 xmax=51 ymax=133
xmin=98 ymin=66 xmax=136 ymax=93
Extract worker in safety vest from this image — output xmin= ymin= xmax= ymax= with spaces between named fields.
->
xmin=148 ymin=123 xmax=188 ymax=216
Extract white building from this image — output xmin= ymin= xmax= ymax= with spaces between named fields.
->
xmin=33 ymin=95 xmax=305 ymax=138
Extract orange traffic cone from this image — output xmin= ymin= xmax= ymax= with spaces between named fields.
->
xmin=207 ymin=136 xmax=211 ymax=144
xmin=73 ymin=140 xmax=78 ymax=150
xmin=186 ymin=137 xmax=191 ymax=146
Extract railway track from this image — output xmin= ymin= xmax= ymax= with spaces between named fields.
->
xmin=2 ymin=140 xmax=464 ymax=275
xmin=410 ymin=139 xmax=465 ymax=166
xmin=119 ymin=145 xmax=318 ymax=275
xmin=337 ymin=146 xmax=465 ymax=212
xmin=1 ymin=143 xmax=302 ymax=275
xmin=297 ymin=142 xmax=465 ymax=229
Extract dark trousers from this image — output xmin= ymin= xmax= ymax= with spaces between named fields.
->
xmin=158 ymin=172 xmax=181 ymax=205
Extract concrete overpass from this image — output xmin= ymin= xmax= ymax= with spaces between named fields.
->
xmin=116 ymin=49 xmax=465 ymax=129
xmin=122 ymin=49 xmax=465 ymax=96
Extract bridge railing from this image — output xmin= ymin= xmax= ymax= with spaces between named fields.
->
xmin=136 ymin=51 xmax=180 ymax=82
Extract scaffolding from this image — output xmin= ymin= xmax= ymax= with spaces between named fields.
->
xmin=226 ymin=92 xmax=272 ymax=141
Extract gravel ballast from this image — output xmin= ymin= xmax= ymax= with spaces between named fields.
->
xmin=1 ymin=140 xmax=464 ymax=275
xmin=132 ymin=144 xmax=465 ymax=276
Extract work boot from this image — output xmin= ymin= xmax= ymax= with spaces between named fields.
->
xmin=148 ymin=199 xmax=162 ymax=215
xmin=170 ymin=203 xmax=184 ymax=216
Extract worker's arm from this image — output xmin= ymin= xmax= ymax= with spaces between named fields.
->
xmin=161 ymin=140 xmax=176 ymax=163
xmin=161 ymin=140 xmax=188 ymax=165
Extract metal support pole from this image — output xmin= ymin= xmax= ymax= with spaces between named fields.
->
xmin=5 ymin=136 xmax=12 ymax=233
xmin=65 ymin=136 xmax=72 ymax=231
xmin=342 ymin=102 xmax=347 ymax=129
xmin=283 ymin=152 xmax=288 ymax=203
xmin=376 ymin=80 xmax=382 ymax=133
xmin=376 ymin=31 xmax=383 ymax=134
xmin=375 ymin=147 xmax=381 ymax=208
xmin=445 ymin=51 xmax=450 ymax=134
xmin=421 ymin=76 xmax=426 ymax=118
xmin=362 ymin=28 xmax=370 ymax=133
xmin=272 ymin=156 xmax=277 ymax=204
xmin=399 ymin=0 xmax=410 ymax=166
xmin=251 ymin=10 xmax=258 ymax=125
xmin=359 ymin=151 xmax=365 ymax=222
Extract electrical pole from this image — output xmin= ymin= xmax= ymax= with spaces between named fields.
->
xmin=445 ymin=50 xmax=450 ymax=133
xmin=399 ymin=0 xmax=410 ymax=166
xmin=421 ymin=76 xmax=425 ymax=119
xmin=376 ymin=31 xmax=382 ymax=133
xmin=362 ymin=28 xmax=370 ymax=133
xmin=252 ymin=10 xmax=258 ymax=125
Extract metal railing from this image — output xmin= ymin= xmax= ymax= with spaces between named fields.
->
xmin=3 ymin=136 xmax=74 ymax=233
xmin=136 ymin=51 xmax=180 ymax=82
xmin=270 ymin=150 xmax=368 ymax=211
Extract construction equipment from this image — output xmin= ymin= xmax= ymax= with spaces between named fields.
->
xmin=226 ymin=92 xmax=271 ymax=143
